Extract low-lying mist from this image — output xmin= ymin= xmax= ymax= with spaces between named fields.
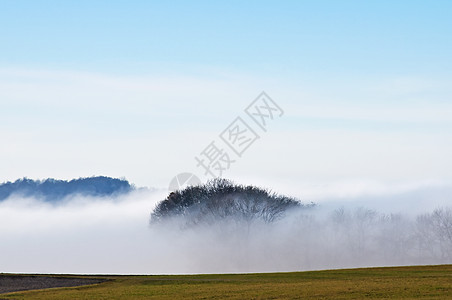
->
xmin=1 ymin=180 xmax=451 ymax=274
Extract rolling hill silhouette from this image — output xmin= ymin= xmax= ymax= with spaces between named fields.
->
xmin=0 ymin=176 xmax=133 ymax=201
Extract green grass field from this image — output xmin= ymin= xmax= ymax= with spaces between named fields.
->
xmin=2 ymin=265 xmax=451 ymax=299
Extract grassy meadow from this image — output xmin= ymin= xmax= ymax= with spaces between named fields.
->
xmin=1 ymin=265 xmax=451 ymax=299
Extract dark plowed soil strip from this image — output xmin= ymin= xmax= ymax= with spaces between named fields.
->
xmin=0 ymin=275 xmax=108 ymax=294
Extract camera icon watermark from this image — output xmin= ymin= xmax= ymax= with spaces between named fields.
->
xmin=168 ymin=172 xmax=201 ymax=192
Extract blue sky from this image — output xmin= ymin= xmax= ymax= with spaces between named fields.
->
xmin=1 ymin=1 xmax=451 ymax=75
xmin=1 ymin=1 xmax=451 ymax=197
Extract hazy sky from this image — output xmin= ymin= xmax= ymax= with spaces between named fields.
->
xmin=1 ymin=1 xmax=451 ymax=199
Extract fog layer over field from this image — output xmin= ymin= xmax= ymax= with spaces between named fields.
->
xmin=1 ymin=182 xmax=451 ymax=274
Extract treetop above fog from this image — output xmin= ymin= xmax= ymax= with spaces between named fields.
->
xmin=151 ymin=178 xmax=311 ymax=226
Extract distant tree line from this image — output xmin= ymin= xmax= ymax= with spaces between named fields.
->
xmin=151 ymin=178 xmax=312 ymax=226
xmin=0 ymin=176 xmax=133 ymax=201
xmin=289 ymin=206 xmax=452 ymax=266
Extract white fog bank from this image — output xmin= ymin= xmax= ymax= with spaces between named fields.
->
xmin=1 ymin=182 xmax=451 ymax=274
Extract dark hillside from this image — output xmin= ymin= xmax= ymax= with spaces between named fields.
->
xmin=0 ymin=176 xmax=133 ymax=201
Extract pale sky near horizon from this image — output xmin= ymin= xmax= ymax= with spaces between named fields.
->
xmin=1 ymin=1 xmax=452 ymax=200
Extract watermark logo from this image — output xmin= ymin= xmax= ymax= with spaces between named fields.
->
xmin=168 ymin=172 xmax=201 ymax=192
xmin=220 ymin=117 xmax=259 ymax=157
xmin=245 ymin=92 xmax=284 ymax=132
xmin=168 ymin=91 xmax=284 ymax=192
xmin=195 ymin=141 xmax=235 ymax=177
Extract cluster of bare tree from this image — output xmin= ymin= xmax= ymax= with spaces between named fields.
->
xmin=415 ymin=207 xmax=452 ymax=261
xmin=286 ymin=207 xmax=452 ymax=268
xmin=151 ymin=178 xmax=311 ymax=226
xmin=150 ymin=180 xmax=451 ymax=270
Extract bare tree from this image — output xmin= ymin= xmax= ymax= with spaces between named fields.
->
xmin=150 ymin=178 xmax=308 ymax=227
